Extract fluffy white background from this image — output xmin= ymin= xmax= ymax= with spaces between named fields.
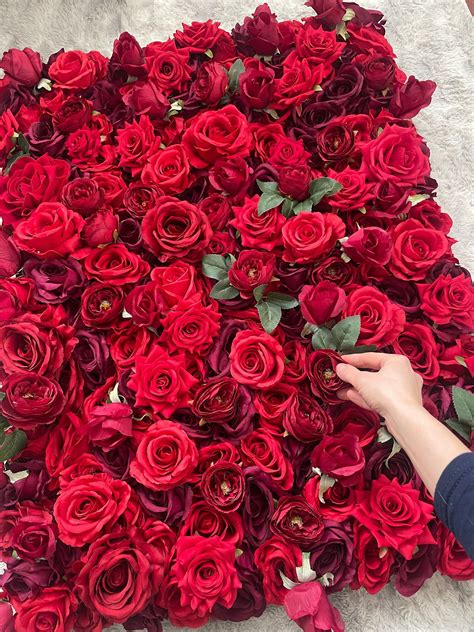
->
xmin=1 ymin=0 xmax=473 ymax=630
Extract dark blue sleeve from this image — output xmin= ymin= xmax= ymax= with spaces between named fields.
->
xmin=434 ymin=452 xmax=474 ymax=561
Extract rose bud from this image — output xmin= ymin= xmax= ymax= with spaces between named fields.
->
xmin=270 ymin=495 xmax=324 ymax=547
xmin=193 ymin=61 xmax=228 ymax=106
xmin=239 ymin=59 xmax=275 ymax=110
xmin=343 ymin=227 xmax=393 ymax=266
xmin=0 ymin=230 xmax=21 ymax=278
xmin=284 ymin=582 xmax=345 ymax=632
xmin=283 ymin=391 xmax=333 ymax=443
xmin=311 ymin=432 xmax=365 ymax=487
xmin=110 ymin=32 xmax=146 ymax=80
xmin=201 ymin=461 xmax=245 ymax=513
xmin=82 ymin=208 xmax=119 ymax=247
xmin=232 ymin=3 xmax=280 ymax=57
xmin=228 ymin=250 xmax=276 ymax=298
xmin=278 ymin=164 xmax=312 ymax=201
xmin=124 ymin=281 xmax=164 ymax=328
xmin=61 ymin=177 xmax=103 ymax=216
xmin=209 ymin=156 xmax=252 ymax=199
xmin=299 ymin=281 xmax=346 ymax=326
xmin=306 ymin=350 xmax=346 ymax=405
xmin=81 ymin=283 xmax=124 ymax=329
xmin=390 ymin=75 xmax=437 ymax=119
xmin=0 ymin=47 xmax=42 ymax=87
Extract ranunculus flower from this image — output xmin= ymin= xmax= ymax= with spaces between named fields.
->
xmin=311 ymin=432 xmax=365 ymax=486
xmin=193 ymin=60 xmax=228 ymax=106
xmin=228 ymin=250 xmax=276 ymax=298
xmin=271 ymin=495 xmax=324 ymax=547
xmin=283 ymin=391 xmax=333 ymax=443
xmin=130 ymin=420 xmax=198 ymax=491
xmin=284 ymin=581 xmax=345 ymax=632
xmin=82 ymin=208 xmax=119 ymax=247
xmin=81 ymin=283 xmax=124 ymax=329
xmin=201 ymin=461 xmax=245 ymax=513
xmin=306 ymin=350 xmax=346 ymax=404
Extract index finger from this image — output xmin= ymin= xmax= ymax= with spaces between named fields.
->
xmin=340 ymin=352 xmax=393 ymax=370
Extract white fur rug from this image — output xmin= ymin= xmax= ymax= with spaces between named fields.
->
xmin=1 ymin=0 xmax=473 ymax=630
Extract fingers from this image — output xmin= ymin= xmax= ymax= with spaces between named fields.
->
xmin=337 ymin=387 xmax=371 ymax=410
xmin=340 ymin=352 xmax=392 ymax=370
xmin=335 ymin=362 xmax=363 ymax=388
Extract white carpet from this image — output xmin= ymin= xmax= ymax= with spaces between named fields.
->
xmin=1 ymin=0 xmax=473 ymax=630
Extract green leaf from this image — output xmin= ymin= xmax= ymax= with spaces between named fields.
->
xmin=210 ymin=278 xmax=239 ymax=300
xmin=202 ymin=254 xmax=229 ymax=280
xmin=4 ymin=151 xmax=28 ymax=175
xmin=256 ymin=179 xmax=279 ymax=194
xmin=228 ymin=58 xmax=245 ymax=92
xmin=312 ymin=327 xmax=337 ymax=350
xmin=0 ymin=428 xmax=27 ymax=461
xmin=331 ymin=316 xmax=361 ymax=352
xmin=308 ymin=177 xmax=343 ymax=206
xmin=281 ymin=198 xmax=295 ymax=218
xmin=17 ymin=133 xmax=29 ymax=154
xmin=452 ymin=386 xmax=474 ymax=424
xmin=257 ymin=301 xmax=282 ymax=334
xmin=253 ymin=284 xmax=268 ymax=303
xmin=265 ymin=292 xmax=299 ymax=309
xmin=292 ymin=198 xmax=314 ymax=215
xmin=444 ymin=417 xmax=471 ymax=442
xmin=257 ymin=191 xmax=285 ymax=216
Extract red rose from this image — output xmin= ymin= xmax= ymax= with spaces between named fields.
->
xmin=193 ymin=61 xmax=228 ymax=106
xmin=84 ymin=402 xmax=133 ymax=448
xmin=0 ymin=110 xmax=18 ymax=165
xmin=151 ymin=260 xmax=200 ymax=307
xmin=228 ymin=250 xmax=276 ymax=298
xmin=81 ymin=283 xmax=124 ymax=328
xmin=311 ymin=432 xmax=365 ymax=486
xmin=390 ymin=75 xmax=437 ymax=119
xmin=161 ymin=297 xmax=221 ymax=355
xmin=45 ymin=413 xmax=89 ymax=483
xmin=124 ymin=281 xmax=164 ymax=328
xmin=0 ymin=229 xmax=21 ymax=278
xmin=254 ymin=535 xmax=302 ymax=605
xmin=230 ymin=329 xmax=285 ymax=389
xmin=347 ymin=24 xmax=395 ymax=57
xmin=13 ymin=202 xmax=84 ymax=259
xmin=65 ymin=126 xmax=102 ymax=168
xmin=296 ymin=22 xmax=345 ymax=65
xmin=120 ymin=80 xmax=169 ymax=120
xmin=282 ymin=212 xmax=345 ymax=263
xmin=174 ymin=20 xmax=222 ymax=53
xmin=283 ymin=391 xmax=333 ymax=442
xmin=209 ymin=156 xmax=251 ymax=199
xmin=48 ymin=50 xmax=100 ymax=90
xmin=343 ymin=227 xmax=393 ymax=266
xmin=12 ymin=586 xmax=77 ymax=632
xmin=436 ymin=523 xmax=474 ymax=581
xmin=272 ymin=52 xmax=327 ymax=110
xmin=389 ymin=219 xmax=449 ymax=281
xmin=84 ymin=243 xmax=150 ymax=285
xmin=271 ymin=495 xmax=324 ymax=546
xmin=303 ymin=476 xmax=356 ymax=521
xmin=82 ymin=208 xmax=119 ymax=247
xmin=128 ymin=346 xmax=197 ymax=416
xmin=241 ymin=429 xmax=294 ymax=491
xmin=343 ymin=286 xmax=406 ymax=347
xmin=305 ymin=0 xmax=345 ymax=28
xmin=181 ymin=500 xmax=244 ymax=546
xmin=54 ymin=473 xmax=131 ymax=546
xmin=362 ymin=125 xmax=430 ymax=186
xmin=142 ymin=195 xmax=212 ymax=262
xmin=299 ymin=281 xmax=346 ymax=326
xmin=76 ymin=529 xmax=164 ymax=623
xmin=230 ymin=195 xmax=285 ymax=250
xmin=419 ymin=273 xmax=473 ymax=330
xmin=278 ymin=164 xmax=312 ymax=201
xmin=0 ymin=503 xmax=57 ymax=561
xmin=354 ymin=475 xmax=436 ymax=560
xmin=332 ymin=403 xmax=380 ymax=448
xmin=239 ymin=58 xmax=275 ymax=110
xmin=353 ymin=523 xmax=395 ymax=594
xmin=393 ymin=322 xmax=440 ymax=382
xmin=0 ymin=155 xmax=70 ymax=228
xmin=182 ymin=104 xmax=252 ymax=168
xmin=0 ymin=47 xmax=42 ymax=87
xmin=145 ymin=39 xmax=191 ymax=94
xmin=0 ymin=603 xmax=14 ymax=632
xmin=1 ymin=372 xmax=65 ymax=430
xmin=142 ymin=144 xmax=192 ymax=195
xmin=255 ymin=382 xmax=296 ymax=435
xmin=116 ymin=115 xmax=158 ymax=175
xmin=284 ymin=582 xmax=345 ymax=632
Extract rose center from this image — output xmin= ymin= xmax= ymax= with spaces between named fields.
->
xmin=290 ymin=514 xmax=303 ymax=528
xmin=323 ymin=368 xmax=335 ymax=382
xmin=220 ymin=480 xmax=231 ymax=495
xmin=100 ymin=300 xmax=111 ymax=311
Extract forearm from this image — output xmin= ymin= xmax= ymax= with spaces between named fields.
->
xmin=384 ymin=403 xmax=469 ymax=496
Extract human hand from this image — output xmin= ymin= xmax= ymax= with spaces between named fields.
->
xmin=335 ymin=353 xmax=424 ymax=423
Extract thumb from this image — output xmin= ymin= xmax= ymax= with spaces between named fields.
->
xmin=336 ymin=362 xmax=363 ymax=389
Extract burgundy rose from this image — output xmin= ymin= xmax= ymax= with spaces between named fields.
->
xmin=284 ymin=391 xmax=333 ymax=442
xmin=310 ymin=520 xmax=356 ymax=593
xmin=306 ymin=350 xmax=346 ymax=404
xmin=271 ymin=495 xmax=324 ymax=547
xmin=343 ymin=227 xmax=393 ymax=266
xmin=390 ymin=76 xmax=436 ymax=119
xmin=233 ymin=3 xmax=279 ymax=56
xmin=0 ymin=48 xmax=42 ymax=86
xmin=305 ymin=0 xmax=345 ymax=29
xmin=23 ymin=257 xmax=84 ymax=304
xmin=201 ymin=461 xmax=245 ymax=513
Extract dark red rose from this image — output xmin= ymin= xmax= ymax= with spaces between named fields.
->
xmin=254 ymin=535 xmax=302 ymax=605
xmin=309 ymin=520 xmax=356 ymax=593
xmin=81 ymin=283 xmax=124 ymax=328
xmin=332 ymin=403 xmax=380 ymax=448
xmin=283 ymin=391 xmax=333 ymax=442
xmin=278 ymin=164 xmax=312 ymax=201
xmin=182 ymin=104 xmax=252 ymax=168
xmin=389 ymin=219 xmax=449 ymax=281
xmin=395 ymin=542 xmax=439 ymax=597
xmin=1 ymin=372 xmax=65 ymax=431
xmin=233 ymin=3 xmax=279 ymax=56
xmin=228 ymin=250 xmax=275 ymax=298
xmin=209 ymin=156 xmax=251 ymax=199
xmin=201 ymin=461 xmax=245 ymax=513
xmin=230 ymin=329 xmax=285 ymax=389
xmin=284 ymin=582 xmax=345 ymax=632
xmin=142 ymin=196 xmax=212 ymax=262
xmin=241 ymin=429 xmax=293 ymax=491
xmin=282 ymin=212 xmax=345 ymax=263
xmin=121 ymin=80 xmax=169 ymax=120
xmin=353 ymin=523 xmax=395 ymax=594
xmin=61 ymin=178 xmax=102 ymax=215
xmin=354 ymin=475 xmax=436 ymax=560
xmin=306 ymin=350 xmax=346 ymax=404
xmin=0 ymin=229 xmax=21 ymax=278
xmin=410 ymin=198 xmax=453 ymax=233
xmin=305 ymin=0 xmax=345 ymax=28
xmin=299 ymin=281 xmax=346 ymax=326
xmin=436 ymin=523 xmax=474 ymax=581
xmin=123 ymin=183 xmax=161 ymax=219
xmin=271 ymin=495 xmax=324 ymax=547
xmin=52 ymin=96 xmax=92 ymax=133
xmin=311 ymin=432 xmax=365 ymax=486
xmin=13 ymin=202 xmax=84 ymax=259
xmin=76 ymin=529 xmax=164 ymax=623
xmin=54 ymin=473 xmax=130 ymax=546
xmin=343 ymin=227 xmax=392 ymax=266
xmin=343 ymin=286 xmax=406 ymax=347
xmin=110 ymin=32 xmax=146 ymax=79
xmin=12 ymin=586 xmax=77 ymax=632
xmin=390 ymin=75 xmax=436 ymax=119
xmin=239 ymin=58 xmax=275 ymax=110
xmin=142 ymin=144 xmax=192 ymax=195
xmin=194 ymin=61 xmax=228 ymax=106
xmin=124 ymin=281 xmax=164 ymax=328
xmin=1 ymin=558 xmax=59 ymax=602
xmin=316 ymin=120 xmax=355 ymax=163
xmin=198 ymin=194 xmax=232 ymax=231
xmin=363 ymin=54 xmax=396 ymax=90
xmin=419 ymin=273 xmax=473 ymax=330
xmin=0 ymin=48 xmax=42 ymax=87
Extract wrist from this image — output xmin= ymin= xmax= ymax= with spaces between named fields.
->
xmin=382 ymin=401 xmax=425 ymax=436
